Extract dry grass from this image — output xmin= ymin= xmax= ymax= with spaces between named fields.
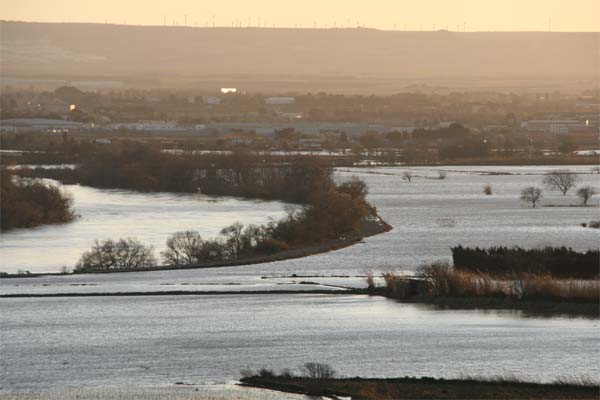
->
xmin=384 ymin=262 xmax=600 ymax=303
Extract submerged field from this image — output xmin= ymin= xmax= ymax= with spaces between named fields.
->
xmin=1 ymin=294 xmax=598 ymax=391
xmin=1 ymin=165 xmax=599 ymax=398
xmin=1 ymin=165 xmax=598 ymax=294
xmin=0 ymin=184 xmax=288 ymax=274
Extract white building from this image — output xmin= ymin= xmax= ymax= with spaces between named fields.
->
xmin=521 ymin=120 xmax=588 ymax=134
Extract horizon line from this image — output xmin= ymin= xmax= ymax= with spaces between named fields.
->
xmin=1 ymin=19 xmax=599 ymax=33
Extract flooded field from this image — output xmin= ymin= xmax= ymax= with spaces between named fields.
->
xmin=1 ymin=294 xmax=598 ymax=391
xmin=1 ymin=165 xmax=598 ymax=294
xmin=0 ymin=184 xmax=288 ymax=274
xmin=1 ymin=165 xmax=599 ymax=398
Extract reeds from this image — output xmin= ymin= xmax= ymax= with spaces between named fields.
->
xmin=384 ymin=262 xmax=599 ymax=303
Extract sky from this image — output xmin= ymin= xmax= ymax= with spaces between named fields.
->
xmin=0 ymin=0 xmax=599 ymax=31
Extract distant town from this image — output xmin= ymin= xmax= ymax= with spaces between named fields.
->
xmin=1 ymin=86 xmax=598 ymax=164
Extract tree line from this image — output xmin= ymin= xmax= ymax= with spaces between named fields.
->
xmin=25 ymin=142 xmax=336 ymax=204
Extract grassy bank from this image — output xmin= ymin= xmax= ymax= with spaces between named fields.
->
xmin=240 ymin=374 xmax=599 ymax=399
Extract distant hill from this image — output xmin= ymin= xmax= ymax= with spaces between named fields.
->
xmin=1 ymin=21 xmax=598 ymax=90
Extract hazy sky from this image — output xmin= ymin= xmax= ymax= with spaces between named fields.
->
xmin=1 ymin=0 xmax=599 ymax=31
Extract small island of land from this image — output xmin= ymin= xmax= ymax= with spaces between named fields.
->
xmin=1 ymin=169 xmax=75 ymax=231
xmin=368 ymin=246 xmax=599 ymax=318
xmin=239 ymin=365 xmax=599 ymax=399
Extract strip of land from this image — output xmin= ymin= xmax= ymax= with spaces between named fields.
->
xmin=240 ymin=375 xmax=600 ymax=399
xmin=0 ymin=215 xmax=392 ymax=278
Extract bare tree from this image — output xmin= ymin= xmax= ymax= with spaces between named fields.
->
xmin=220 ymin=222 xmax=247 ymax=257
xmin=75 ymin=238 xmax=156 ymax=271
xmin=402 ymin=171 xmax=414 ymax=182
xmin=483 ymin=185 xmax=493 ymax=195
xmin=520 ymin=186 xmax=543 ymax=208
xmin=162 ymin=230 xmax=204 ymax=265
xmin=300 ymin=362 xmax=337 ymax=379
xmin=577 ymin=186 xmax=597 ymax=206
xmin=542 ymin=169 xmax=579 ymax=195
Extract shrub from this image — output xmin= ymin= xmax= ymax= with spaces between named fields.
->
xmin=254 ymin=238 xmax=289 ymax=253
xmin=300 ymin=362 xmax=337 ymax=379
xmin=577 ymin=186 xmax=597 ymax=206
xmin=239 ymin=369 xmax=254 ymax=378
xmin=195 ymin=239 xmax=228 ymax=262
xmin=588 ymin=220 xmax=600 ymax=229
xmin=280 ymin=368 xmax=295 ymax=378
xmin=416 ymin=262 xmax=497 ymax=297
xmin=75 ymin=238 xmax=156 ymax=272
xmin=258 ymin=368 xmax=275 ymax=378
xmin=483 ymin=184 xmax=493 ymax=195
xmin=381 ymin=272 xmax=396 ymax=290
xmin=365 ymin=271 xmax=375 ymax=289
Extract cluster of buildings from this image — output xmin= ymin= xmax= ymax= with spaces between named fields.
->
xmin=2 ymin=117 xmax=597 ymax=137
xmin=0 ymin=119 xmax=389 ymax=136
xmin=520 ymin=119 xmax=593 ymax=135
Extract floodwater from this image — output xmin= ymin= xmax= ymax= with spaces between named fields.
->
xmin=0 ymin=184 xmax=288 ymax=274
xmin=1 ymin=165 xmax=599 ymax=398
xmin=1 ymin=294 xmax=598 ymax=391
xmin=1 ymin=165 xmax=598 ymax=294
